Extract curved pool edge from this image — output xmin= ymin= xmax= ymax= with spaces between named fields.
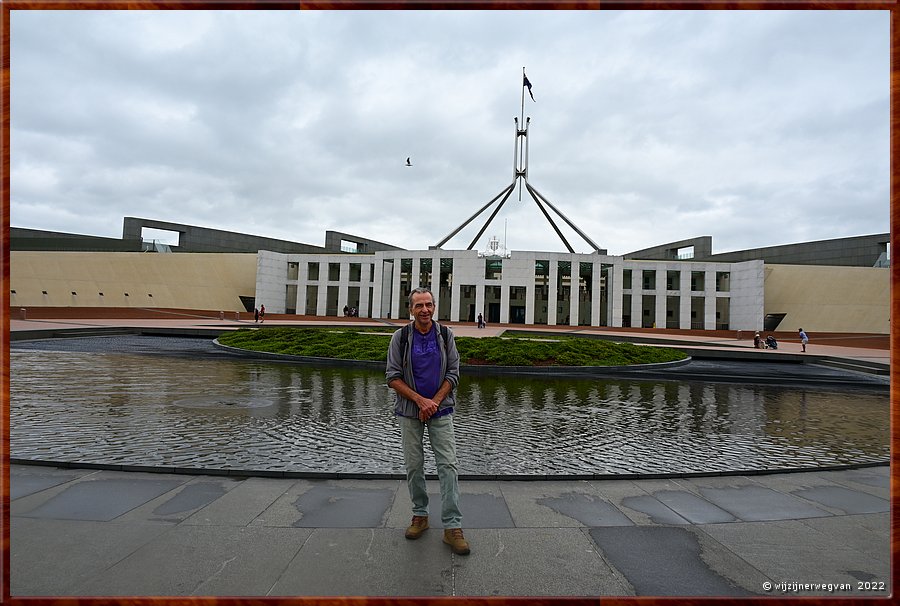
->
xmin=211 ymin=339 xmax=693 ymax=375
xmin=10 ymin=456 xmax=889 ymax=482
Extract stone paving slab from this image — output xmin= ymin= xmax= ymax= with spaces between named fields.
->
xmin=590 ymin=526 xmax=757 ymax=596
xmin=10 ymin=466 xmax=97 ymax=500
xmin=72 ymin=525 xmax=313 ymax=596
xmin=269 ymin=528 xmax=452 ymax=596
xmin=180 ymin=476 xmax=295 ymax=526
xmin=798 ymin=513 xmax=890 ymax=564
xmin=10 ymin=517 xmax=172 ymax=596
xmin=697 ymin=485 xmax=832 ymax=521
xmin=488 ymin=480 xmax=599 ymax=528
xmin=699 ymin=519 xmax=892 ymax=596
xmin=455 ymin=528 xmax=632 ymax=596
xmin=15 ymin=477 xmax=187 ymax=521
xmin=618 ymin=494 xmax=691 ymax=525
xmin=116 ymin=476 xmax=245 ymax=523
xmin=791 ymin=486 xmax=889 ymax=515
xmin=645 ymin=489 xmax=737 ymax=524
xmin=291 ymin=483 xmax=396 ymax=528
xmin=537 ymin=492 xmax=635 ymax=527
xmin=457 ymin=491 xmax=517 ymax=528
xmin=813 ymin=466 xmax=891 ymax=497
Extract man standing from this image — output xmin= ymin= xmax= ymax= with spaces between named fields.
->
xmin=798 ymin=328 xmax=809 ymax=352
xmin=386 ymin=287 xmax=470 ymax=555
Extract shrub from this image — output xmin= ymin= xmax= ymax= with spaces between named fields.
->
xmin=217 ymin=328 xmax=686 ymax=367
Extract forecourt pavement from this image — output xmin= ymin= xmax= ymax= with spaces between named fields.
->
xmin=10 ymin=464 xmax=890 ymax=598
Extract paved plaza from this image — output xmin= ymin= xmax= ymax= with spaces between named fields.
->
xmin=9 ymin=463 xmax=891 ymax=597
xmin=8 ymin=312 xmax=893 ymax=598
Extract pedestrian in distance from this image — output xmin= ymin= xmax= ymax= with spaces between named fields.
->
xmin=254 ymin=308 xmax=259 ymax=323
xmin=385 ymin=287 xmax=470 ymax=556
xmin=799 ymin=328 xmax=809 ymax=352
xmin=477 ymin=312 xmax=485 ymax=329
xmin=259 ymin=304 xmax=265 ymax=323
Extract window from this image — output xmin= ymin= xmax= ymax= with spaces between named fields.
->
xmin=420 ymin=258 xmax=433 ymax=287
xmin=285 ymin=284 xmax=297 ymax=314
xmin=440 ymin=258 xmax=453 ymax=288
xmin=287 ymin=262 xmax=299 ymax=280
xmin=716 ymin=272 xmax=730 ymax=292
xmin=691 ymin=271 xmax=705 ymax=292
xmin=623 ymin=269 xmax=632 ymax=290
xmin=308 ymin=262 xmax=320 ymax=281
xmin=485 ymin=259 xmax=502 ymax=280
xmin=328 ymin=262 xmax=341 ymax=281
xmin=666 ymin=270 xmax=680 ymax=291
xmin=400 ymin=258 xmax=413 ymax=300
xmin=557 ymin=261 xmax=571 ymax=303
xmin=349 ymin=263 xmax=361 ymax=282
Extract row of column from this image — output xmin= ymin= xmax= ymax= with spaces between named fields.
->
xmin=374 ymin=256 xmax=617 ymax=327
xmin=287 ymin=255 xmax=730 ymax=330
xmin=624 ymin=268 xmax=727 ymax=330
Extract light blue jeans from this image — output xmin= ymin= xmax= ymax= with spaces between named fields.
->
xmin=399 ymin=414 xmax=462 ymax=528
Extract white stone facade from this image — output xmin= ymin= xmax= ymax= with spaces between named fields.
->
xmin=255 ymin=249 xmax=765 ymax=330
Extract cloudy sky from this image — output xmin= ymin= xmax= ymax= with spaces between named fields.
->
xmin=10 ymin=9 xmax=889 ymax=256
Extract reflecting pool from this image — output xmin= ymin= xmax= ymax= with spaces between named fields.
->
xmin=10 ymin=347 xmax=889 ymax=476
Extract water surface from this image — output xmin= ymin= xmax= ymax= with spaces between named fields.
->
xmin=10 ymin=344 xmax=889 ymax=476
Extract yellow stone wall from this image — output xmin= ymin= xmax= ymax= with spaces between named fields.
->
xmin=10 ymin=252 xmax=258 ymax=312
xmin=764 ymin=264 xmax=889 ymax=333
xmin=10 ymin=251 xmax=891 ymax=333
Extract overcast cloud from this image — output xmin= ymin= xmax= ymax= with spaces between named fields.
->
xmin=9 ymin=9 xmax=889 ymax=256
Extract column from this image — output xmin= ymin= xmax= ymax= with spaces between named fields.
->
xmin=547 ymin=260 xmax=559 ymax=325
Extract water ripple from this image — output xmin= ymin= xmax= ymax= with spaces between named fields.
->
xmin=9 ymin=349 xmax=889 ymax=475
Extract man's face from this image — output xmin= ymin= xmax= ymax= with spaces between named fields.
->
xmin=409 ymin=292 xmax=435 ymax=325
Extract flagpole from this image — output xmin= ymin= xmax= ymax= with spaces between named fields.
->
xmin=518 ymin=67 xmax=526 ymax=202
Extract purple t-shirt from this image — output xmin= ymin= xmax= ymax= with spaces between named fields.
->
xmin=411 ymin=324 xmax=442 ymax=399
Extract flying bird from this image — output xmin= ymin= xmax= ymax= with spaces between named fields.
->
xmin=406 ymin=157 xmax=412 ymax=166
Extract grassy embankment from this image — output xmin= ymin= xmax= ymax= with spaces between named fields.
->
xmin=217 ymin=327 xmax=688 ymax=366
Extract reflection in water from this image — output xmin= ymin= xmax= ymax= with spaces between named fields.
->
xmin=10 ymin=351 xmax=889 ymax=475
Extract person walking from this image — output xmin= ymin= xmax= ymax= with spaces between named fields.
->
xmin=254 ymin=308 xmax=259 ymax=323
xmin=798 ymin=328 xmax=809 ymax=352
xmin=259 ymin=304 xmax=265 ymax=323
xmin=385 ymin=287 xmax=470 ymax=555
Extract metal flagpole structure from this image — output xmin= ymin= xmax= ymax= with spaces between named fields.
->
xmin=433 ymin=68 xmax=603 ymax=254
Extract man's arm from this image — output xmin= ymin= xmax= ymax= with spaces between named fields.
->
xmin=388 ymin=377 xmax=442 ymax=421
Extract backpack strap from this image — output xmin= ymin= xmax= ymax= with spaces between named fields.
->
xmin=400 ymin=323 xmax=410 ymax=367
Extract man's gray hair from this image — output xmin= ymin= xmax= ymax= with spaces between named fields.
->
xmin=407 ymin=287 xmax=434 ymax=308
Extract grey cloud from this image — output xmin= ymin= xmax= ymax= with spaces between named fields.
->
xmin=10 ymin=10 xmax=888 ymax=256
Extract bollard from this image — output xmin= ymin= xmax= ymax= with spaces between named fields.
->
xmin=736 ymin=330 xmax=742 ymax=340
xmin=20 ymin=308 xmax=26 ymax=320
xmin=235 ymin=312 xmax=240 ymax=321
xmin=219 ymin=311 xmax=224 ymax=320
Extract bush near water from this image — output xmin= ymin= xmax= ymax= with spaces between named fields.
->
xmin=217 ymin=327 xmax=688 ymax=367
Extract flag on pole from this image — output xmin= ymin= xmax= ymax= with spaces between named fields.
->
xmin=523 ymin=73 xmax=535 ymax=102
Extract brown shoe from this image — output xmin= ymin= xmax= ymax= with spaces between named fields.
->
xmin=443 ymin=528 xmax=470 ymax=555
xmin=405 ymin=515 xmax=429 ymax=540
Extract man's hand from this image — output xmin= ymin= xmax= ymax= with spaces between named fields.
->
xmin=418 ymin=397 xmax=439 ymax=421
